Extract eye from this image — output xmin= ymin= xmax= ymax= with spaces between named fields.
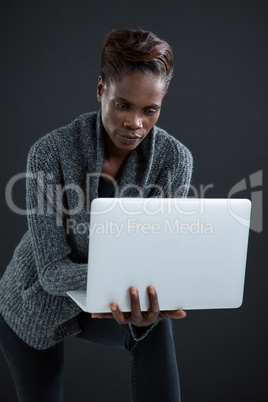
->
xmin=115 ymin=102 xmax=129 ymax=110
xmin=144 ymin=108 xmax=158 ymax=116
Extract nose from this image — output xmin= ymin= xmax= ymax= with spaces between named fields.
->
xmin=124 ymin=112 xmax=143 ymax=130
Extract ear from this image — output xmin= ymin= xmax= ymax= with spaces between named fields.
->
xmin=96 ymin=75 xmax=106 ymax=102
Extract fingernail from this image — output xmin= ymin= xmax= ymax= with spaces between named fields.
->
xmin=110 ymin=303 xmax=117 ymax=312
xmin=148 ymin=286 xmax=156 ymax=294
xmin=130 ymin=287 xmax=137 ymax=296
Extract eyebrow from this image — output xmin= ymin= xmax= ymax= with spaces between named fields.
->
xmin=114 ymin=95 xmax=161 ymax=109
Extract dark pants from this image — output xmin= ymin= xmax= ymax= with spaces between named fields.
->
xmin=0 ymin=313 xmax=181 ymax=402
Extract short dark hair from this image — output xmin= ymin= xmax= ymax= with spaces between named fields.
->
xmin=101 ymin=29 xmax=174 ymax=92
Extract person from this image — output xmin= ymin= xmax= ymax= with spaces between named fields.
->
xmin=0 ymin=29 xmax=193 ymax=401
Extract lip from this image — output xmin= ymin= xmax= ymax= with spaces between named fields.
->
xmin=117 ymin=132 xmax=142 ymax=139
xmin=117 ymin=132 xmax=142 ymax=144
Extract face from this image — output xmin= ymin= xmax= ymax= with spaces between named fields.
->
xmin=97 ymin=72 xmax=166 ymax=155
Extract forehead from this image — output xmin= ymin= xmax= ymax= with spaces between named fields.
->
xmin=107 ymin=72 xmax=165 ymax=105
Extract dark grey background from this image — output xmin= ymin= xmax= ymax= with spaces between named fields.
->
xmin=1 ymin=0 xmax=267 ymax=401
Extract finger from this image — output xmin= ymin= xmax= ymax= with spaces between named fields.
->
xmin=91 ymin=313 xmax=114 ymax=319
xmin=130 ymin=287 xmax=142 ymax=321
xmin=147 ymin=286 xmax=160 ymax=319
xmin=110 ymin=303 xmax=127 ymax=325
xmin=161 ymin=309 xmax=187 ymax=319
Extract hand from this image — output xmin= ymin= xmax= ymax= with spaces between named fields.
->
xmin=91 ymin=286 xmax=186 ymax=326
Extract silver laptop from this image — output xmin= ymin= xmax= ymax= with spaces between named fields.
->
xmin=67 ymin=198 xmax=251 ymax=312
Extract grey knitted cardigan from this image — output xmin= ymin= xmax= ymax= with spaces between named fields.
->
xmin=0 ymin=110 xmax=193 ymax=350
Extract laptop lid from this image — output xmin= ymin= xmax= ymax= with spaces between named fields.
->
xmin=74 ymin=198 xmax=251 ymax=313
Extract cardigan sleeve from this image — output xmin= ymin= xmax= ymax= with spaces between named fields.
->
xmin=25 ymin=137 xmax=88 ymax=296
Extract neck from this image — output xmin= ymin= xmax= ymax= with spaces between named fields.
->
xmin=101 ymin=133 xmax=130 ymax=179
xmin=103 ymin=132 xmax=130 ymax=163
